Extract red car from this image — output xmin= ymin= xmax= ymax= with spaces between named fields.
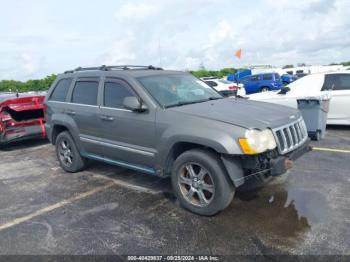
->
xmin=0 ymin=92 xmax=46 ymax=147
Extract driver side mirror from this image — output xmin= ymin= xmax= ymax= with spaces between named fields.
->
xmin=279 ymin=86 xmax=290 ymax=95
xmin=123 ymin=97 xmax=148 ymax=112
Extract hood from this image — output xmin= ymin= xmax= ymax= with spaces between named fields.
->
xmin=168 ymin=98 xmax=300 ymax=129
xmin=247 ymin=90 xmax=280 ymax=100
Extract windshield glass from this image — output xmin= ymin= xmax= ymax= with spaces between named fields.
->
xmin=138 ymin=74 xmax=222 ymax=108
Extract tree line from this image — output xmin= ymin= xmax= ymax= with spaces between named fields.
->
xmin=0 ymin=74 xmax=57 ymax=93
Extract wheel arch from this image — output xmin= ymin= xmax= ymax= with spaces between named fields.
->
xmin=260 ymin=85 xmax=270 ymax=91
xmin=51 ymin=124 xmax=69 ymax=144
xmin=162 ymin=141 xmax=244 ymax=188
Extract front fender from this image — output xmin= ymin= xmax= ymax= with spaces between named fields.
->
xmin=156 ymin=126 xmax=243 ymax=168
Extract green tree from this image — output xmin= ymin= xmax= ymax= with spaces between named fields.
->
xmin=0 ymin=74 xmax=56 ymax=93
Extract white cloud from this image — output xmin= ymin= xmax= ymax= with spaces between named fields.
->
xmin=115 ymin=3 xmax=160 ymax=22
xmin=0 ymin=0 xmax=349 ymax=80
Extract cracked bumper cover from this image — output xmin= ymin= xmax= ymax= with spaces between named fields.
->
xmin=270 ymin=139 xmax=312 ymax=176
xmin=222 ymin=139 xmax=312 ymax=187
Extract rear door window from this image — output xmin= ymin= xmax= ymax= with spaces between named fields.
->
xmin=50 ymin=78 xmax=72 ymax=102
xmin=71 ymin=80 xmax=99 ymax=105
xmin=104 ymin=81 xmax=136 ymax=109
xmin=262 ymin=74 xmax=272 ymax=80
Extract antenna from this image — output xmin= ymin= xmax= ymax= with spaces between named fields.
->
xmin=158 ymin=37 xmax=162 ymax=68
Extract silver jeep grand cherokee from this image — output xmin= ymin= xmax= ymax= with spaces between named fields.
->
xmin=44 ymin=65 xmax=311 ymax=216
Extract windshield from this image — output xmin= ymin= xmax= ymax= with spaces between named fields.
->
xmin=138 ymin=74 xmax=222 ymax=108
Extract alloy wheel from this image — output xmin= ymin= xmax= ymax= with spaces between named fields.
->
xmin=58 ymin=139 xmax=74 ymax=167
xmin=178 ymin=163 xmax=215 ymax=207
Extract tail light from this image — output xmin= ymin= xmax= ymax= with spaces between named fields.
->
xmin=228 ymin=85 xmax=237 ymax=90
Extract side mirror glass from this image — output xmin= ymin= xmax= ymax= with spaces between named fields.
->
xmin=123 ymin=97 xmax=147 ymax=112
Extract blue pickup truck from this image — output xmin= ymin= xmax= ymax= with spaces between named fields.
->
xmin=239 ymin=73 xmax=283 ymax=94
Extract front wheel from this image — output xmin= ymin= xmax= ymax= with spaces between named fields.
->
xmin=171 ymin=149 xmax=235 ymax=216
xmin=260 ymin=87 xmax=269 ymax=92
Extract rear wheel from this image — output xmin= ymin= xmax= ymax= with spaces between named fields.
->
xmin=171 ymin=149 xmax=235 ymax=216
xmin=260 ymin=87 xmax=269 ymax=92
xmin=56 ymin=131 xmax=87 ymax=173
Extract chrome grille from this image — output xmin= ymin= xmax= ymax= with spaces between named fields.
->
xmin=272 ymin=118 xmax=308 ymax=154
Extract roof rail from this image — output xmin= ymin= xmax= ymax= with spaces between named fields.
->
xmin=64 ymin=65 xmax=163 ymax=74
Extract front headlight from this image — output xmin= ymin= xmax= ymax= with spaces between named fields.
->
xmin=238 ymin=129 xmax=277 ymax=155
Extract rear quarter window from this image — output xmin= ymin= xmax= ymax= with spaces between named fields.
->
xmin=49 ymin=78 xmax=72 ymax=102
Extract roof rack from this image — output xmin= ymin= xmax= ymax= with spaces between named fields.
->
xmin=64 ymin=65 xmax=163 ymax=74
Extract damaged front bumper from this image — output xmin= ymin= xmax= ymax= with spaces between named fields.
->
xmin=270 ymin=139 xmax=312 ymax=176
xmin=222 ymin=140 xmax=312 ymax=188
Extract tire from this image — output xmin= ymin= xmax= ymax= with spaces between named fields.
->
xmin=171 ymin=149 xmax=235 ymax=216
xmin=260 ymin=87 xmax=269 ymax=92
xmin=55 ymin=131 xmax=87 ymax=173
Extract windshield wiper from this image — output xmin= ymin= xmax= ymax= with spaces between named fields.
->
xmin=165 ymin=97 xmax=223 ymax=108
xmin=165 ymin=100 xmax=204 ymax=108
xmin=208 ymin=96 xmax=222 ymax=100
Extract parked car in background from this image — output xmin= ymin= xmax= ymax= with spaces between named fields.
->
xmin=201 ymin=77 xmax=246 ymax=97
xmin=239 ymin=73 xmax=283 ymax=94
xmin=281 ymin=74 xmax=298 ymax=85
xmin=45 ymin=65 xmax=310 ymax=216
xmin=0 ymin=92 xmax=46 ymax=147
xmin=248 ymin=71 xmax=350 ymax=125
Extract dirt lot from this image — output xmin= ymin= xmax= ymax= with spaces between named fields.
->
xmin=0 ymin=126 xmax=349 ymax=256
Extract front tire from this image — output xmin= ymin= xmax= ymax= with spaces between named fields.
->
xmin=55 ymin=131 xmax=87 ymax=173
xmin=171 ymin=149 xmax=235 ymax=216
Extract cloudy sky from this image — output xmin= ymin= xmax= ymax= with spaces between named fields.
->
xmin=0 ymin=0 xmax=349 ymax=80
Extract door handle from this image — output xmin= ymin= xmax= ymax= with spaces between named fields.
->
xmin=66 ymin=110 xmax=76 ymax=116
xmin=100 ymin=115 xmax=114 ymax=121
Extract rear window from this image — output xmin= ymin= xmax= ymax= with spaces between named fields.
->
xmin=204 ymin=81 xmax=218 ymax=87
xmin=72 ymin=81 xmax=99 ymax=105
xmin=50 ymin=79 xmax=72 ymax=102
xmin=218 ymin=79 xmax=232 ymax=84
